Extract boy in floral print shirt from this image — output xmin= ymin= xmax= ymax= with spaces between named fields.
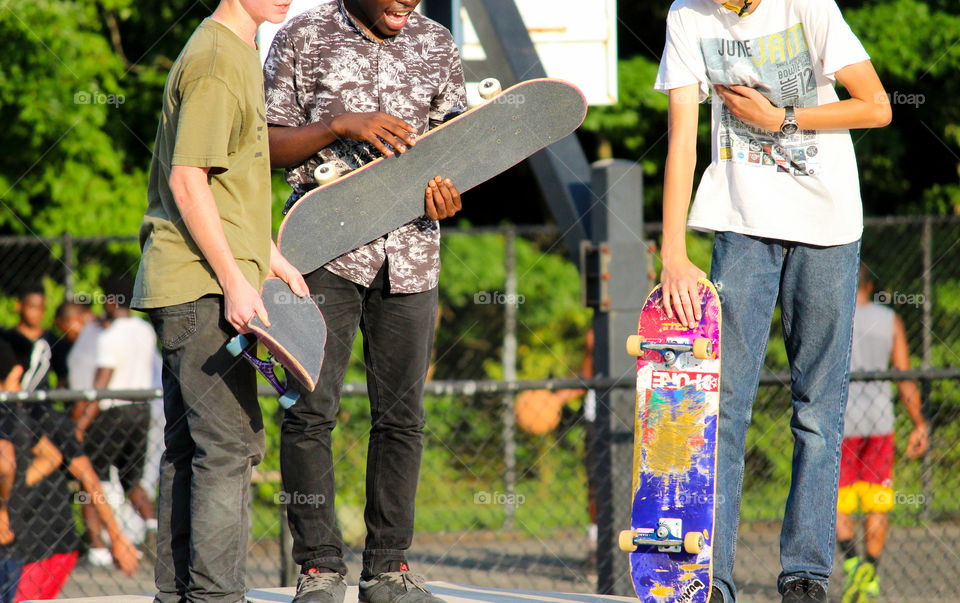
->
xmin=263 ymin=2 xmax=465 ymax=602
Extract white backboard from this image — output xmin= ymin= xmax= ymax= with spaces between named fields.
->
xmin=460 ymin=0 xmax=618 ymax=106
xmin=257 ymin=0 xmax=618 ymax=106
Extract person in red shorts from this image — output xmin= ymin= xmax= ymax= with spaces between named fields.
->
xmin=836 ymin=266 xmax=928 ymax=602
xmin=0 ymin=340 xmax=138 ymax=602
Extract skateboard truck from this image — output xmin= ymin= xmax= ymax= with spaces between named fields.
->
xmin=626 ymin=335 xmax=712 ymax=367
xmin=619 ymin=519 xmax=704 ymax=554
xmin=226 ymin=334 xmax=300 ymax=409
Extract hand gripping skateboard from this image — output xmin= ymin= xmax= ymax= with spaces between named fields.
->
xmin=620 ymin=279 xmax=721 ymax=603
xmin=225 ymin=279 xmax=327 ymax=409
xmin=277 ymin=77 xmax=587 ymax=274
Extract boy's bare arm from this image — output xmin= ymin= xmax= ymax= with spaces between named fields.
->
xmin=72 ymin=366 xmax=113 ymax=436
xmin=715 ymin=60 xmax=891 ymax=132
xmin=268 ymin=112 xmax=419 ymax=168
xmin=661 ymin=84 xmax=706 ymax=327
xmin=892 ymin=313 xmax=927 ymax=458
xmin=169 ymin=165 xmax=268 ymax=332
xmin=68 ymin=455 xmax=140 ymax=575
xmin=0 ymin=441 xmax=11 ymax=545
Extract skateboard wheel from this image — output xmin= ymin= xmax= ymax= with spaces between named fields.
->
xmin=618 ymin=530 xmax=637 ymax=552
xmin=692 ymin=338 xmax=712 ymax=359
xmin=278 ymin=390 xmax=299 ymax=410
xmin=479 ymin=77 xmax=502 ymax=100
xmin=226 ymin=334 xmax=249 ymax=357
xmin=683 ymin=532 xmax=704 ymax=554
xmin=625 ymin=335 xmax=645 ymax=357
xmin=314 ymin=162 xmax=338 ymax=185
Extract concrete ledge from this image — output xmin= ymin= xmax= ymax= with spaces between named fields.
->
xmin=42 ymin=582 xmax=638 ymax=603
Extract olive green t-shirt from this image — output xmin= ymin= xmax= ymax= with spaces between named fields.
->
xmin=133 ymin=18 xmax=271 ymax=309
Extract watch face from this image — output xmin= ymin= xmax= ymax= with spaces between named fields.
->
xmin=781 ymin=123 xmax=799 ymax=136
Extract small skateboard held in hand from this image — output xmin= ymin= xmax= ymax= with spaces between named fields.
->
xmin=226 ymin=279 xmax=326 ymax=409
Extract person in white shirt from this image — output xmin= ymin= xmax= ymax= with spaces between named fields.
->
xmin=72 ymin=277 xmax=159 ymax=562
xmin=655 ymin=1 xmax=891 ymax=601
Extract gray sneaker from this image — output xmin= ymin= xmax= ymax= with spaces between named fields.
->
xmin=359 ymin=571 xmax=444 ymax=603
xmin=781 ymin=578 xmax=827 ymax=603
xmin=293 ymin=569 xmax=346 ymax=603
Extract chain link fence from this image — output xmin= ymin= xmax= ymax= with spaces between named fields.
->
xmin=0 ymin=217 xmax=958 ymax=600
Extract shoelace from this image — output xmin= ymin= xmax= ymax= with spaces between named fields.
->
xmin=300 ymin=571 xmax=341 ymax=593
xmin=381 ymin=571 xmax=429 ymax=592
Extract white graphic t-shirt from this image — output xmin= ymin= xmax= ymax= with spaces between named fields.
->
xmin=655 ymin=0 xmax=870 ymax=246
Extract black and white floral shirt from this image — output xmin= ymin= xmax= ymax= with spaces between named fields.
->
xmin=264 ymin=0 xmax=466 ymax=293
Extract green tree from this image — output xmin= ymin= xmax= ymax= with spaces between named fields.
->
xmin=0 ymin=0 xmax=145 ymax=236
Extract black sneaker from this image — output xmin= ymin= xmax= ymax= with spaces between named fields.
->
xmin=710 ymin=585 xmax=724 ymax=602
xmin=781 ymin=578 xmax=827 ymax=602
xmin=359 ymin=571 xmax=443 ymax=603
xmin=292 ymin=569 xmax=347 ymax=603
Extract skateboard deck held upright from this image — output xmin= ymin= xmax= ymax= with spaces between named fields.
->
xmin=226 ymin=279 xmax=327 ymax=409
xmin=277 ymin=78 xmax=587 ymax=275
xmin=621 ymin=279 xmax=722 ymax=603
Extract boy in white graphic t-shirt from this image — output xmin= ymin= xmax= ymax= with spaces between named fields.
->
xmin=654 ymin=1 xmax=891 ymax=601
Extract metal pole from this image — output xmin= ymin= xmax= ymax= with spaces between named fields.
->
xmin=502 ymin=227 xmax=518 ymax=529
xmin=920 ymin=378 xmax=932 ymax=522
xmin=922 ymin=217 xmax=932 ymax=368
xmin=588 ymin=160 xmax=647 ymax=596
xmin=63 ymin=233 xmax=75 ymax=296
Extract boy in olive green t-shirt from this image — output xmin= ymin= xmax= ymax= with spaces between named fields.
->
xmin=131 ymin=1 xmax=306 ymax=600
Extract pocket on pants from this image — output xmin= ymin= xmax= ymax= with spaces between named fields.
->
xmin=149 ymin=301 xmax=198 ymax=350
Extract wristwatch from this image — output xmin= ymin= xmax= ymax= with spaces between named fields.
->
xmin=780 ymin=106 xmax=798 ymax=136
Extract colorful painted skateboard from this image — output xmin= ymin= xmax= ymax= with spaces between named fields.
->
xmin=620 ymin=278 xmax=722 ymax=603
xmin=226 ymin=278 xmax=327 ymax=409
xmin=277 ymin=77 xmax=587 ymax=275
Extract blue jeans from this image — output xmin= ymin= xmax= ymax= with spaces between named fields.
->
xmin=709 ymin=232 xmax=859 ymax=601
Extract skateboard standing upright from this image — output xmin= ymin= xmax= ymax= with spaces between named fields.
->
xmin=620 ymin=278 xmax=722 ymax=603
xmin=226 ymin=278 xmax=327 ymax=409
xmin=277 ymin=77 xmax=587 ymax=274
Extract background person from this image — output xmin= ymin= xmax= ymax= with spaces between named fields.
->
xmin=72 ymin=276 xmax=159 ymax=565
xmin=1 ymin=285 xmax=56 ymax=392
xmin=835 ymin=266 xmax=928 ymax=602
xmin=0 ymin=340 xmax=138 ymax=601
